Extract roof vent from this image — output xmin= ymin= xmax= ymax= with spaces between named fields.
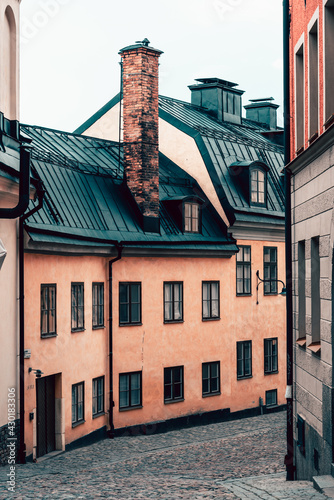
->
xmin=244 ymin=97 xmax=279 ymax=130
xmin=188 ymin=78 xmax=244 ymax=125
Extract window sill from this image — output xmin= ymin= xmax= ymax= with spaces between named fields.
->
xmin=93 ymin=412 xmax=105 ymax=419
xmin=164 ymin=320 xmax=184 ymax=325
xmin=71 ymin=328 xmax=85 ymax=333
xmin=263 ymin=293 xmax=278 ymax=297
xmin=264 ymin=371 xmax=279 ymax=376
xmin=119 ymin=405 xmax=143 ymax=412
xmin=41 ymin=333 xmax=57 ymax=339
xmin=202 ymin=392 xmax=221 ymax=398
xmin=308 ymin=131 xmax=318 ymax=144
xmin=119 ymin=323 xmax=143 ymax=327
xmin=236 ymin=294 xmax=252 ymax=297
xmin=72 ymin=419 xmax=85 ymax=428
xmin=202 ymin=317 xmax=220 ymax=322
xmin=237 ymin=375 xmax=253 ymax=381
xmin=296 ymin=337 xmax=306 ymax=348
xmin=164 ymin=398 xmax=184 ymax=405
xmin=92 ymin=325 xmax=106 ymax=330
xmin=307 ymin=342 xmax=321 ymax=354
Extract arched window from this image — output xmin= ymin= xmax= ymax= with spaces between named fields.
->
xmin=250 ymin=168 xmax=266 ymax=205
xmin=3 ymin=6 xmax=17 ymax=120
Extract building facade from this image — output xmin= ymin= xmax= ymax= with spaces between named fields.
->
xmin=286 ymin=0 xmax=334 ymax=480
xmin=20 ymin=40 xmax=287 ymax=460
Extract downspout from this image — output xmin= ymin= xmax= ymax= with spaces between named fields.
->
xmin=108 ymin=244 xmax=123 ymax=438
xmin=17 ymin=180 xmax=45 ymax=464
xmin=283 ymin=0 xmax=295 ymax=481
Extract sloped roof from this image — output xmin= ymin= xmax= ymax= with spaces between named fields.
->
xmin=21 ymin=124 xmax=237 ymax=253
xmin=75 ymin=93 xmax=285 ymax=226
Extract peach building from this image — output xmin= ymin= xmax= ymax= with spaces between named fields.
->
xmin=21 ymin=40 xmax=286 ymax=460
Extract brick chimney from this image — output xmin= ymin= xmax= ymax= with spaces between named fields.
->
xmin=119 ymin=39 xmax=163 ymax=233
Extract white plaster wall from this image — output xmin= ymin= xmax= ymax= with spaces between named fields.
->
xmin=0 ymin=0 xmax=20 ymax=120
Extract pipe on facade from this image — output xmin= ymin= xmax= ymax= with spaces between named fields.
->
xmin=0 ymin=147 xmax=31 ymax=219
xmin=283 ymin=0 xmax=295 ymax=481
xmin=17 ymin=182 xmax=45 ymax=464
xmin=108 ymin=244 xmax=123 ymax=438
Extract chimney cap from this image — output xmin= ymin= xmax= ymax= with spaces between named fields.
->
xmin=249 ymin=97 xmax=275 ymax=103
xmin=119 ymin=39 xmax=163 ymax=55
xmin=195 ymin=77 xmax=238 ymax=88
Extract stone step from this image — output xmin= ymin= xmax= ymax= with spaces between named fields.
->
xmin=313 ymin=475 xmax=334 ymax=498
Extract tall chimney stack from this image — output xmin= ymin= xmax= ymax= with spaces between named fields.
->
xmin=119 ymin=39 xmax=163 ymax=233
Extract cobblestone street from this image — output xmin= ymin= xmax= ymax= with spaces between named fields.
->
xmin=0 ymin=411 xmax=329 ymax=499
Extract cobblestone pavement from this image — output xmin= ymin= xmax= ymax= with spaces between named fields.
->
xmin=0 ymin=411 xmax=329 ymax=499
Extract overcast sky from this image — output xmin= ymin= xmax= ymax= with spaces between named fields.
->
xmin=20 ymin=0 xmax=283 ymax=133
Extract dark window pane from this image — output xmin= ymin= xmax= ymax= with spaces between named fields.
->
xmin=120 ymin=304 xmax=129 ymax=323
xmin=131 ymin=303 xmax=140 ymax=323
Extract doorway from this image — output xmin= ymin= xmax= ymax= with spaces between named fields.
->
xmin=36 ymin=375 xmax=56 ymax=458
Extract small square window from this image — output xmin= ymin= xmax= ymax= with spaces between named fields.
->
xmin=164 ymin=282 xmax=183 ymax=322
xmin=71 ymin=283 xmax=84 ymax=331
xmin=237 ymin=341 xmax=252 ymax=379
xmin=41 ymin=284 xmax=57 ymax=337
xmin=202 ymin=281 xmax=220 ymax=320
xmin=202 ymin=362 xmax=220 ymax=396
xmin=92 ymin=283 xmax=104 ymax=329
xmin=264 ymin=338 xmax=278 ymax=374
xmin=184 ymin=202 xmax=200 ymax=233
xmin=72 ymin=382 xmax=84 ymax=426
xmin=164 ymin=366 xmax=184 ymax=403
xmin=119 ymin=283 xmax=141 ymax=325
xmin=265 ymin=389 xmax=277 ymax=407
xmin=92 ymin=376 xmax=104 ymax=416
xmin=119 ymin=372 xmax=142 ymax=409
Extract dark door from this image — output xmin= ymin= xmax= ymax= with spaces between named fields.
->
xmin=36 ymin=375 xmax=56 ymax=458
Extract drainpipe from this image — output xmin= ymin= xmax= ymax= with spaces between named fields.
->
xmin=108 ymin=244 xmax=123 ymax=438
xmin=0 ymin=147 xmax=31 ymax=219
xmin=17 ymin=181 xmax=45 ymax=464
xmin=283 ymin=0 xmax=295 ymax=481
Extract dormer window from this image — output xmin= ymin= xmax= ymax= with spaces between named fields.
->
xmin=250 ymin=168 xmax=266 ymax=205
xmin=184 ymin=202 xmax=200 ymax=233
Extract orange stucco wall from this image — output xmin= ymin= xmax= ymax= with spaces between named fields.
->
xmin=24 ymin=239 xmax=285 ymax=455
xmin=112 ymin=240 xmax=286 ymax=430
xmin=24 ymin=254 xmax=109 ymax=457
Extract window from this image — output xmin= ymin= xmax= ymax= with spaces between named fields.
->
xmin=298 ymin=241 xmax=306 ymax=339
xmin=72 ymin=382 xmax=84 ymax=426
xmin=119 ymin=372 xmax=142 ymax=409
xmin=264 ymin=338 xmax=278 ymax=374
xmin=324 ymin=1 xmax=334 ymax=125
xmin=202 ymin=362 xmax=220 ymax=396
xmin=295 ymin=43 xmax=304 ymax=152
xmin=311 ymin=237 xmax=320 ymax=344
xmin=308 ymin=19 xmax=319 ymax=140
xmin=236 ymin=246 xmax=251 ymax=295
xmin=265 ymin=389 xmax=277 ymax=407
xmin=164 ymin=366 xmax=184 ymax=403
xmin=119 ymin=283 xmax=141 ymax=325
xmin=237 ymin=341 xmax=252 ymax=379
xmin=263 ymin=247 xmax=277 ymax=295
xmin=92 ymin=283 xmax=104 ymax=328
xmin=184 ymin=202 xmax=200 ymax=233
xmin=164 ymin=282 xmax=183 ymax=322
xmin=71 ymin=283 xmax=84 ymax=331
xmin=92 ymin=376 xmax=104 ymax=417
xmin=250 ymin=169 xmax=266 ymax=205
xmin=202 ymin=281 xmax=220 ymax=320
xmin=41 ymin=284 xmax=56 ymax=337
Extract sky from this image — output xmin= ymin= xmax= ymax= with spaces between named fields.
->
xmin=20 ymin=0 xmax=284 ymax=133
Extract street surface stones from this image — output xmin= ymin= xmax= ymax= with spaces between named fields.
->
xmin=0 ymin=411 xmax=329 ymax=499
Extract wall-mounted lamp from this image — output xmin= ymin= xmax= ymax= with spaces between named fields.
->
xmin=256 ymin=270 xmax=286 ymax=305
xmin=28 ymin=367 xmax=43 ymax=378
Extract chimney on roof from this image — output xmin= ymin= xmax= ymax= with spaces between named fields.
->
xmin=244 ymin=97 xmax=279 ymax=130
xmin=119 ymin=39 xmax=163 ymax=233
xmin=188 ymin=78 xmax=244 ymax=125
